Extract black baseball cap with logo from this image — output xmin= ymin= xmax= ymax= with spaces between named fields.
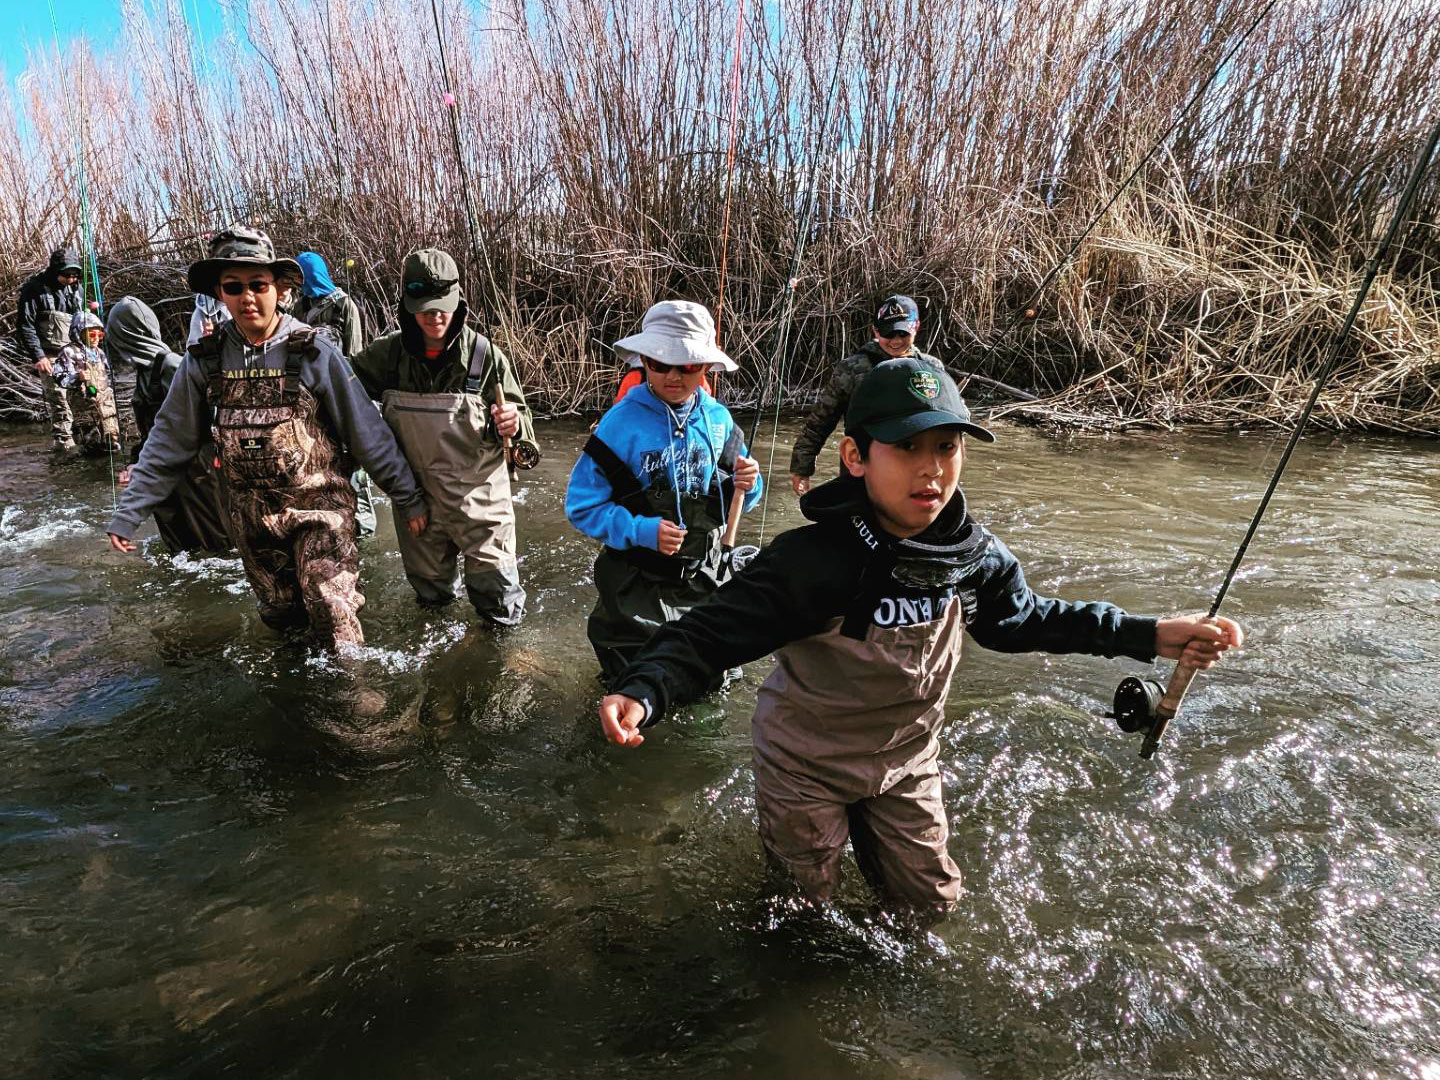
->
xmin=845 ymin=358 xmax=996 ymax=444
xmin=873 ymin=294 xmax=919 ymax=336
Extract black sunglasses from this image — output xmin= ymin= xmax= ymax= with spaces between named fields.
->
xmin=404 ymin=277 xmax=457 ymax=298
xmin=219 ymin=279 xmax=274 ymax=296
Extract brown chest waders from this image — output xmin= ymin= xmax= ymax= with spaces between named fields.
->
xmin=202 ymin=330 xmax=363 ymax=647
xmin=750 ymin=602 xmax=969 ymax=916
xmin=63 ymin=357 xmax=121 ymax=452
xmin=379 ymin=336 xmax=525 ymax=626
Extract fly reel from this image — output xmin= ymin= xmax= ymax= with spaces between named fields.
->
xmin=1110 ymin=675 xmax=1164 ymax=734
xmin=509 ymin=442 xmax=542 ymax=471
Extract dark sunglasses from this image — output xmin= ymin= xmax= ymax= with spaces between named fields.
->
xmin=219 ymin=279 xmax=274 ymax=296
xmin=643 ymin=357 xmax=706 ymax=376
xmin=404 ymin=277 xmax=457 ymax=298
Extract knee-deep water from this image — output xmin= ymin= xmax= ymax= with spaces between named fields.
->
xmin=2 ymin=417 xmax=1438 ymax=1080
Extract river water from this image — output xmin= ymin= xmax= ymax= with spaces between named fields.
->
xmin=2 ymin=417 xmax=1438 ymax=1080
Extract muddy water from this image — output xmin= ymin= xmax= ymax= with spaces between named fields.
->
xmin=2 ymin=418 xmax=1438 ymax=1080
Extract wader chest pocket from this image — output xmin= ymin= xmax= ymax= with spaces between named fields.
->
xmin=219 ymin=421 xmax=306 ymax=488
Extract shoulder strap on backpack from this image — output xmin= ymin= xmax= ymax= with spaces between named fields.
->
xmin=190 ymin=325 xmax=228 ymax=407
xmin=464 ymin=333 xmax=493 ymax=394
xmin=284 ymin=327 xmax=320 ymax=401
xmin=582 ymin=433 xmax=649 ymax=515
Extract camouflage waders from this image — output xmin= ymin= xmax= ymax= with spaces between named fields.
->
xmin=201 ymin=330 xmax=363 ymax=647
xmin=380 ymin=338 xmax=524 ymax=625
xmin=62 ymin=356 xmax=121 ymax=452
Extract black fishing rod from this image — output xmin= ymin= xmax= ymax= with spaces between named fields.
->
xmin=427 ymin=0 xmax=538 ymax=480
xmin=1111 ymin=110 xmax=1440 ymax=759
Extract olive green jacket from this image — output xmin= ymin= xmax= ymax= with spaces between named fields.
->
xmin=351 ymin=300 xmax=538 ymax=454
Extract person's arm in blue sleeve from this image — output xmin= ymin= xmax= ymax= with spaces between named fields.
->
xmin=565 ymin=451 xmax=663 ymax=550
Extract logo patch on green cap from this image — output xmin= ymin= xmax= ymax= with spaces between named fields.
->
xmin=909 ymin=370 xmax=941 ymax=401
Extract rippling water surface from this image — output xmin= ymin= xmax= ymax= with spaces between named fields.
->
xmin=2 ymin=418 xmax=1438 ymax=1080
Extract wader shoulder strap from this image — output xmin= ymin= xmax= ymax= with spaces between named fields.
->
xmin=191 ymin=327 xmax=227 ymax=409
xmin=582 ymin=433 xmax=649 ymax=515
xmin=718 ymin=423 xmax=744 ymax=472
xmin=284 ymin=328 xmax=320 ymax=402
xmin=463 ymin=334 xmax=493 ymax=394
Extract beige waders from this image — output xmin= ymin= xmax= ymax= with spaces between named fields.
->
xmin=750 ymin=601 xmax=969 ymax=917
xmin=381 ymin=387 xmax=524 ymax=625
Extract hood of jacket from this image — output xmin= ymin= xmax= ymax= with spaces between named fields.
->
xmin=799 ymin=473 xmax=990 ymax=571
xmin=397 ymin=296 xmax=471 ymax=360
xmin=47 ymin=247 xmax=82 ymax=284
xmin=297 ymin=252 xmax=337 ymax=299
xmin=105 ymin=296 xmax=174 ymax=369
xmin=68 ymin=310 xmax=104 ymax=345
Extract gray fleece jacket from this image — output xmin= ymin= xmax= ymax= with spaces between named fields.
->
xmin=107 ymin=315 xmax=426 ymax=540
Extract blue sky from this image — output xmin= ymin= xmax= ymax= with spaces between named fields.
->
xmin=0 ymin=1 xmax=226 ymax=85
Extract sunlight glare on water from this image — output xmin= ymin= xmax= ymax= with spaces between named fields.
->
xmin=1 ymin=420 xmax=1439 ymax=1079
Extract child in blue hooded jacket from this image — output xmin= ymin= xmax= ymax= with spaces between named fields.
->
xmin=566 ymin=300 xmax=762 ymax=681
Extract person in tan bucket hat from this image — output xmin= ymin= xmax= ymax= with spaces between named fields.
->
xmin=350 ymin=248 xmax=539 ymax=626
xmin=106 ymin=225 xmax=429 ymax=649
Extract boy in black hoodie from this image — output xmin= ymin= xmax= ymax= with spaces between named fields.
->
xmin=601 ymin=359 xmax=1242 ymax=918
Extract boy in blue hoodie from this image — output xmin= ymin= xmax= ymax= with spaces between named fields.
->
xmin=566 ymin=300 xmax=762 ymax=681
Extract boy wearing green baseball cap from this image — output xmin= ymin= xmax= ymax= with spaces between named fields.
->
xmin=599 ymin=359 xmax=1242 ymax=918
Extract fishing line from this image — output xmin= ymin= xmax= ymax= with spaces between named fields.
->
xmin=427 ymin=0 xmax=533 ymax=478
xmin=712 ymin=0 xmax=748 ymax=348
xmin=750 ymin=0 xmax=856 ymax=546
xmin=1113 ymin=109 xmax=1440 ymax=759
xmin=985 ymin=0 xmax=1279 ymax=396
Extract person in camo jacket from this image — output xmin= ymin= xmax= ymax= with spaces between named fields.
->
xmin=106 ymin=225 xmax=429 ymax=649
xmin=788 ymin=294 xmax=945 ymax=495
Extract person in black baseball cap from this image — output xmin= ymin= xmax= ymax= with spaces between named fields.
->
xmin=597 ymin=356 xmax=1242 ymax=921
xmin=788 ymin=292 xmax=945 ymax=496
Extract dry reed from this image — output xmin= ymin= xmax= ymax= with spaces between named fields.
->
xmin=1 ymin=0 xmax=1437 ymax=432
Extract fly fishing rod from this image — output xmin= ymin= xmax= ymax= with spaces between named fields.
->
xmin=1110 ymin=110 xmax=1440 ymax=760
xmin=427 ymin=0 xmax=538 ymax=481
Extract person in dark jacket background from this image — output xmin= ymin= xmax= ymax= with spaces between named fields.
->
xmin=108 ymin=295 xmax=234 ymax=555
xmin=602 ymin=359 xmax=1243 ymax=920
xmin=788 ymin=294 xmax=943 ymax=495
xmin=16 ymin=247 xmax=84 ymax=450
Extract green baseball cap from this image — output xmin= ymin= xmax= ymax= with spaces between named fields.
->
xmin=401 ymin=249 xmax=462 ymax=314
xmin=845 ymin=358 xmax=996 ymax=444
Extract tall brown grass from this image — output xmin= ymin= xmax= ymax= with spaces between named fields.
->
xmin=2 ymin=0 xmax=1438 ymax=431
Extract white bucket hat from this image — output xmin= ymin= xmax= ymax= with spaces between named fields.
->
xmin=613 ymin=300 xmax=738 ymax=372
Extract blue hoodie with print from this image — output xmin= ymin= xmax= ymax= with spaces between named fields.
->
xmin=566 ymin=383 xmax=763 ymax=552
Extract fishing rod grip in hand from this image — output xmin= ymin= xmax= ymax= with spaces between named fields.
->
xmin=723 ymin=485 xmax=745 ymax=549
xmin=1139 ymin=662 xmax=1202 ymax=760
xmin=492 ymin=381 xmax=519 ymax=482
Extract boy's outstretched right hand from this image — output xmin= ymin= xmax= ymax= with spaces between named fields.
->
xmin=599 ymin=694 xmax=647 ymax=747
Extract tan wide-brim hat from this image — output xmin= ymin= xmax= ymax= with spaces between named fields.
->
xmin=186 ymin=224 xmax=303 ymax=296
xmin=613 ymin=299 xmax=738 ymax=372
